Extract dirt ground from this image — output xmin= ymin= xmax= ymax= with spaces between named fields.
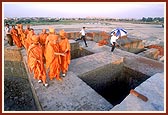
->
xmin=4 ymin=77 xmax=37 ymax=111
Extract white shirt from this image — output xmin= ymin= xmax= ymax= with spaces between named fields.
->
xmin=80 ymin=29 xmax=85 ymax=36
xmin=110 ymin=35 xmax=119 ymax=44
xmin=5 ymin=26 xmax=10 ymax=34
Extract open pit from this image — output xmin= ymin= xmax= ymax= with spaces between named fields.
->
xmin=78 ymin=64 xmax=149 ymax=106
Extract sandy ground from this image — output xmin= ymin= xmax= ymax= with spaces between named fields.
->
xmin=28 ymin=22 xmax=164 ymax=47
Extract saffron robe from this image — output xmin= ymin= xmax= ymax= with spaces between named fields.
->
xmin=59 ymin=38 xmax=71 ymax=73
xmin=24 ymin=32 xmax=35 ymax=51
xmin=39 ymin=33 xmax=48 ymax=58
xmin=44 ymin=35 xmax=61 ymax=80
xmin=27 ymin=43 xmax=47 ymax=84
xmin=10 ymin=28 xmax=22 ymax=48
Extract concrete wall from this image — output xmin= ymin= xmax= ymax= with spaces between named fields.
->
xmin=138 ymin=48 xmax=160 ymax=60
xmin=122 ymin=66 xmax=150 ymax=89
xmin=4 ymin=46 xmax=28 ymax=79
xmin=117 ymin=37 xmax=145 ymax=53
xmin=67 ymin=32 xmax=145 ymax=54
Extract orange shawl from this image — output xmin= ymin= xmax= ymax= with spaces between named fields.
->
xmin=10 ymin=28 xmax=22 ymax=48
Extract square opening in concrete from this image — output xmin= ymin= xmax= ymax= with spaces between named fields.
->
xmin=71 ymin=48 xmax=94 ymax=60
xmin=78 ymin=64 xmax=150 ymax=106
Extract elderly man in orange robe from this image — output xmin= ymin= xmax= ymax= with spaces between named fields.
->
xmin=39 ymin=28 xmax=48 ymax=61
xmin=27 ymin=35 xmax=48 ymax=87
xmin=17 ymin=24 xmax=24 ymax=37
xmin=19 ymin=30 xmax=27 ymax=48
xmin=59 ymin=30 xmax=71 ymax=77
xmin=24 ymin=28 xmax=35 ymax=51
xmin=16 ymin=24 xmax=27 ymax=47
xmin=24 ymin=24 xmax=31 ymax=36
xmin=44 ymin=28 xmax=65 ymax=81
xmin=10 ymin=25 xmax=22 ymax=48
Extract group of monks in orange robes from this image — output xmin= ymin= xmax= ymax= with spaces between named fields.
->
xmin=44 ymin=28 xmax=71 ymax=82
xmin=8 ymin=24 xmax=71 ymax=87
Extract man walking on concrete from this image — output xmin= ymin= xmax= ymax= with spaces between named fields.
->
xmin=75 ymin=27 xmax=88 ymax=47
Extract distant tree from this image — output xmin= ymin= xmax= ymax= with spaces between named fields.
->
xmin=25 ymin=19 xmax=31 ymax=24
xmin=142 ymin=17 xmax=146 ymax=22
xmin=160 ymin=17 xmax=164 ymax=22
xmin=146 ymin=17 xmax=153 ymax=22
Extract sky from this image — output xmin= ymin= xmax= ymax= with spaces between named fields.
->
xmin=3 ymin=2 xmax=165 ymax=19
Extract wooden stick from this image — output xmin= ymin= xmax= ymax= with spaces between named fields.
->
xmin=130 ymin=89 xmax=148 ymax=102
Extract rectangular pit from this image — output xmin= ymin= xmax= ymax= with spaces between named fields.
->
xmin=78 ymin=64 xmax=150 ymax=106
xmin=71 ymin=48 xmax=94 ymax=60
xmin=69 ymin=40 xmax=94 ymax=60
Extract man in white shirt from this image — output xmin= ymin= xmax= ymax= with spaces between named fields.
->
xmin=110 ymin=32 xmax=119 ymax=52
xmin=75 ymin=27 xmax=88 ymax=47
xmin=5 ymin=24 xmax=13 ymax=46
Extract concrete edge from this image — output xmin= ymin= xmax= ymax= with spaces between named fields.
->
xmin=22 ymin=56 xmax=43 ymax=111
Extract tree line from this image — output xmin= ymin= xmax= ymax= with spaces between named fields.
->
xmin=4 ymin=17 xmax=164 ymax=25
xmin=4 ymin=18 xmax=60 ymax=25
xmin=141 ymin=17 xmax=164 ymax=23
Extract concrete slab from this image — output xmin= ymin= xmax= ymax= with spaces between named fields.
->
xmin=69 ymin=51 xmax=124 ymax=76
xmin=110 ymin=72 xmax=165 ymax=111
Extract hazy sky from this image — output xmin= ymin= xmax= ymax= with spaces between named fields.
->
xmin=3 ymin=2 xmax=165 ymax=19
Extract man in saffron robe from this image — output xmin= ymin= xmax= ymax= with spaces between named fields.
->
xmin=59 ymin=30 xmax=71 ymax=77
xmin=27 ymin=35 xmax=48 ymax=87
xmin=16 ymin=24 xmax=26 ymax=47
xmin=39 ymin=28 xmax=48 ymax=61
xmin=17 ymin=24 xmax=24 ymax=38
xmin=44 ymin=28 xmax=65 ymax=81
xmin=19 ymin=30 xmax=27 ymax=48
xmin=10 ymin=25 xmax=22 ymax=48
xmin=24 ymin=28 xmax=35 ymax=51
xmin=24 ymin=24 xmax=31 ymax=36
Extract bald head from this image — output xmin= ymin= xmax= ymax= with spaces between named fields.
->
xmin=42 ymin=29 xmax=46 ymax=34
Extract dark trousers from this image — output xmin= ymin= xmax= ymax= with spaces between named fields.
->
xmin=111 ymin=42 xmax=116 ymax=52
xmin=6 ymin=34 xmax=13 ymax=46
xmin=76 ymin=35 xmax=88 ymax=46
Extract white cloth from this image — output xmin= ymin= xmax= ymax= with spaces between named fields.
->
xmin=80 ymin=29 xmax=85 ymax=36
xmin=5 ymin=27 xmax=10 ymax=35
xmin=110 ymin=35 xmax=119 ymax=44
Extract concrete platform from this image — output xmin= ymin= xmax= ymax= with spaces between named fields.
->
xmin=20 ymin=40 xmax=164 ymax=112
xmin=69 ymin=51 xmax=124 ymax=76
